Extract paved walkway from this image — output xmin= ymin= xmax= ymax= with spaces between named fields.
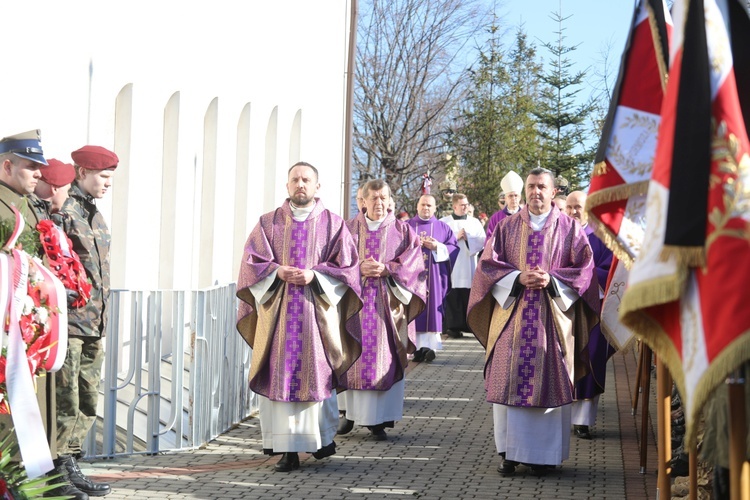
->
xmin=83 ymin=337 xmax=659 ymax=499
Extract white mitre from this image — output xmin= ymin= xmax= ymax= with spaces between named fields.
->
xmin=501 ymin=170 xmax=523 ymax=195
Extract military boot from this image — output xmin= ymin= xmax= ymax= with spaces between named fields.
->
xmin=58 ymin=455 xmax=112 ymax=496
xmin=44 ymin=459 xmax=89 ymax=499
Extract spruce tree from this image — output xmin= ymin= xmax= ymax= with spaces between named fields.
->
xmin=534 ymin=9 xmax=597 ymax=191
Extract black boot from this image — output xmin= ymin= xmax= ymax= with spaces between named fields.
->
xmin=45 ymin=460 xmax=90 ymax=499
xmin=337 ymin=412 xmax=354 ymax=435
xmin=274 ymin=452 xmax=300 ymax=472
xmin=312 ymin=441 xmax=336 ymax=459
xmin=574 ymin=425 xmax=591 ymax=439
xmin=57 ymin=455 xmax=112 ymax=496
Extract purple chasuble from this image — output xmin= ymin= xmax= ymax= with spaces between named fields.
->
xmin=236 ymin=199 xmax=362 ymax=403
xmin=574 ymin=225 xmax=615 ymax=400
xmin=485 ymin=206 xmax=517 ymax=238
xmin=406 ymin=216 xmax=459 ymax=333
xmin=341 ymin=211 xmax=427 ymax=391
xmin=467 ymin=206 xmax=599 ymax=408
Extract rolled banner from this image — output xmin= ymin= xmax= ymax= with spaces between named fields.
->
xmin=32 ymin=257 xmax=67 ymax=372
xmin=7 ymin=249 xmax=53 ymax=478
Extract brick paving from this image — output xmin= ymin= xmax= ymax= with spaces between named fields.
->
xmin=82 ymin=337 xmax=659 ymax=499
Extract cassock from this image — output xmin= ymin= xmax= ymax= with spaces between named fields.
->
xmin=341 ymin=211 xmax=426 ymax=428
xmin=406 ymin=215 xmax=458 ymax=350
xmin=236 ymin=199 xmax=362 ymax=454
xmin=571 ymin=224 xmax=615 ymax=426
xmin=485 ymin=206 xmax=521 ymax=239
xmin=440 ymin=214 xmax=486 ymax=333
xmin=467 ymin=206 xmax=599 ymax=466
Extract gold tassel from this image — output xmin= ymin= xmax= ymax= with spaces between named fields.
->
xmin=593 ymin=161 xmax=608 ymax=176
xmin=659 ymin=245 xmax=706 ymax=268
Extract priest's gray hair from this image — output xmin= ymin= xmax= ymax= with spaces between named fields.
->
xmin=363 ymin=179 xmax=391 ymax=198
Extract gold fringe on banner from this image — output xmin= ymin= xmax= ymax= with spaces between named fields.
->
xmin=592 ymin=161 xmax=608 ymax=177
xmin=659 ymin=245 xmax=706 ymax=268
xmin=683 ymin=331 xmax=750 ymax=448
xmin=645 ymin=0 xmax=671 ymax=94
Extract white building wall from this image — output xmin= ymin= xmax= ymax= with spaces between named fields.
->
xmin=1 ymin=0 xmax=352 ymax=289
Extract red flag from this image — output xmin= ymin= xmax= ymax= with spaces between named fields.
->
xmin=620 ymin=0 xmax=750 ymax=447
xmin=587 ymin=0 xmax=672 ymax=267
xmin=586 ymin=0 xmax=672 ymax=349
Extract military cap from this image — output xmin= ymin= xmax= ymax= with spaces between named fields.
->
xmin=71 ymin=145 xmax=119 ymax=170
xmin=40 ymin=158 xmax=76 ymax=187
xmin=0 ymin=129 xmax=48 ymax=165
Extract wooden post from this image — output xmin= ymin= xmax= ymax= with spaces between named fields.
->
xmin=656 ymin=357 xmax=672 ymax=498
xmin=640 ymin=346 xmax=653 ymax=473
xmin=689 ymin=442 xmax=697 ymax=500
xmin=633 ymin=341 xmax=644 ymax=415
xmin=727 ymin=368 xmax=748 ymax=500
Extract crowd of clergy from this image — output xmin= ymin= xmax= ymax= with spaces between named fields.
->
xmin=236 ymin=162 xmax=614 ymax=476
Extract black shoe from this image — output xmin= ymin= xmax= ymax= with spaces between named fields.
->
xmin=337 ymin=417 xmax=354 ymax=435
xmin=57 ymin=455 xmax=111 ymax=496
xmin=312 ymin=441 xmax=336 ymax=460
xmin=424 ymin=349 xmax=436 ymax=362
xmin=45 ymin=462 xmax=90 ymax=499
xmin=445 ymin=330 xmax=463 ymax=339
xmin=529 ymin=464 xmax=549 ymax=476
xmin=368 ymin=424 xmax=388 ymax=441
xmin=574 ymin=425 xmax=591 ymax=439
xmin=412 ymin=348 xmax=426 ymax=363
xmin=670 ymin=453 xmax=689 ymax=478
xmin=274 ymin=452 xmax=300 ymax=472
xmin=497 ymin=459 xmax=518 ymax=475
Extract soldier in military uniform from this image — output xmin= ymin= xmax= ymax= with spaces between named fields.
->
xmin=0 ymin=129 xmax=60 ymax=463
xmin=49 ymin=145 xmax=119 ymax=498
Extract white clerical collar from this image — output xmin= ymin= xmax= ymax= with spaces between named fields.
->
xmin=365 ymin=214 xmax=386 ymax=230
xmin=418 ymin=215 xmax=432 ymax=221
xmin=507 ymin=206 xmax=520 ymax=214
xmin=529 ymin=208 xmax=552 ymax=231
xmin=290 ymin=201 xmax=315 ymax=221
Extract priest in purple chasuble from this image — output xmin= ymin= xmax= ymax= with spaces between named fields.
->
xmin=467 ymin=168 xmax=599 ymax=474
xmin=565 ymin=191 xmax=615 ymax=440
xmin=406 ymin=194 xmax=459 ymax=362
xmin=236 ymin=162 xmax=362 ymax=473
xmin=440 ymin=193 xmax=486 ymax=338
xmin=485 ymin=170 xmax=524 ymax=239
xmin=339 ymin=179 xmax=427 ymax=441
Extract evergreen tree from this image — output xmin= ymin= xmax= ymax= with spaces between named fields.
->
xmin=534 ymin=9 xmax=597 ymax=191
xmin=447 ymin=24 xmax=542 ymax=215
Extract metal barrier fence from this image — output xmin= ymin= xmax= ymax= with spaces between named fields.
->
xmin=83 ymin=284 xmax=255 ymax=458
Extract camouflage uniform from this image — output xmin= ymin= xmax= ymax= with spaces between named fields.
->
xmin=0 ymin=181 xmax=57 ymax=457
xmin=52 ymin=181 xmax=110 ymax=455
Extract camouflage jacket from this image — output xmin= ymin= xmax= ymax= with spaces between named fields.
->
xmin=53 ymin=182 xmax=110 ymax=338
xmin=0 ymin=181 xmax=46 ymax=256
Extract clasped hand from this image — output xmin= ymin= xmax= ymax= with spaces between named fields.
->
xmin=519 ymin=265 xmax=550 ymax=290
xmin=420 ymin=236 xmax=437 ymax=251
xmin=361 ymin=256 xmax=386 ymax=278
xmin=277 ymin=266 xmax=314 ymax=285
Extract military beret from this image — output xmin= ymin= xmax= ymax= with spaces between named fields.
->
xmin=40 ymin=158 xmax=76 ymax=187
xmin=0 ymin=129 xmax=48 ymax=165
xmin=70 ymin=145 xmax=119 ymax=171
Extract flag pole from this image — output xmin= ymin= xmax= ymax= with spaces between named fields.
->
xmin=688 ymin=443 xmax=697 ymax=500
xmin=727 ymin=366 xmax=748 ymax=500
xmin=656 ymin=357 xmax=671 ymax=498
xmin=639 ymin=345 xmax=652 ymax=473
xmin=633 ymin=341 xmax=644 ymax=414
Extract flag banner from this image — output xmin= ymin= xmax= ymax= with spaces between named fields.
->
xmin=600 ymin=256 xmax=634 ymax=351
xmin=586 ymin=0 xmax=672 ymax=267
xmin=620 ymin=0 xmax=750 ymax=448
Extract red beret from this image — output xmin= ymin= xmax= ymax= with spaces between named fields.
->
xmin=70 ymin=145 xmax=119 ymax=171
xmin=40 ymin=158 xmax=76 ymax=187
